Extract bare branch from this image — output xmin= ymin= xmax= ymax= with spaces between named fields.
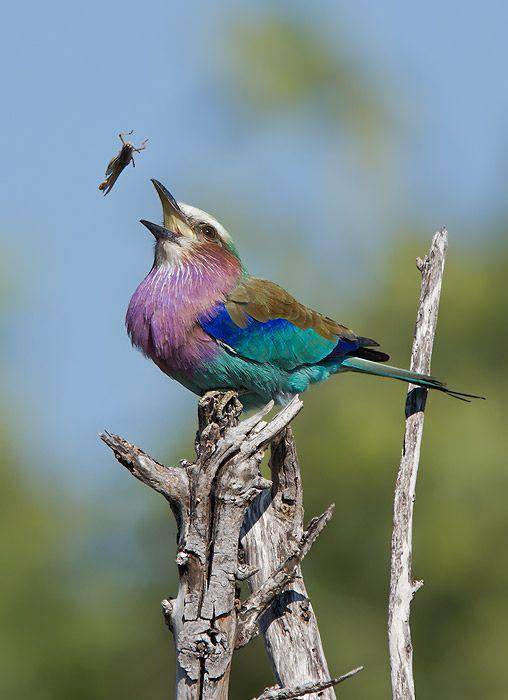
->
xmin=236 ymin=505 xmax=334 ymax=648
xmin=252 ymin=666 xmax=364 ymax=700
xmin=102 ymin=394 xmax=338 ymax=698
xmin=388 ymin=228 xmax=448 ymax=700
xmin=236 ymin=563 xmax=259 ymax=581
xmin=99 ymin=431 xmax=188 ymax=506
xmin=241 ymin=427 xmax=338 ymax=699
xmin=214 ymin=395 xmax=303 ymax=466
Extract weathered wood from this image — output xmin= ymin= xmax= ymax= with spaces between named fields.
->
xmin=236 ymin=504 xmax=334 ymax=648
xmin=388 ymin=228 xmax=448 ymax=699
xmin=252 ymin=666 xmax=364 ymax=700
xmin=103 ymin=393 xmax=342 ymax=699
xmin=241 ymin=428 xmax=337 ymax=700
xmin=99 ymin=431 xmax=189 ymax=506
xmin=102 ymin=391 xmax=364 ymax=698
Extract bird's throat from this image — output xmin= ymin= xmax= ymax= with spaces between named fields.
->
xmin=126 ymin=246 xmax=242 ymax=364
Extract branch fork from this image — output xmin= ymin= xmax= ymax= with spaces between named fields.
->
xmin=236 ymin=504 xmax=334 ymax=649
xmin=101 ymin=392 xmax=356 ymax=698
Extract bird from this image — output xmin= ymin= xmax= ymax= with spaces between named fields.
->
xmin=126 ymin=179 xmax=483 ymax=409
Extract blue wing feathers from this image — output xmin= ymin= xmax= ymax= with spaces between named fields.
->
xmin=200 ymin=303 xmax=337 ymax=370
xmin=199 ymin=303 xmax=385 ymax=370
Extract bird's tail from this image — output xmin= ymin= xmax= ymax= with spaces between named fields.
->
xmin=340 ymin=356 xmax=485 ymax=402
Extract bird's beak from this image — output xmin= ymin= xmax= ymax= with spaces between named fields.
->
xmin=139 ymin=219 xmax=180 ymax=242
xmin=150 ymin=179 xmax=194 ymax=240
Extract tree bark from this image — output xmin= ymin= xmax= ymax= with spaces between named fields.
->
xmin=241 ymin=428 xmax=337 ymax=700
xmin=101 ymin=392 xmax=361 ymax=699
xmin=388 ymin=228 xmax=448 ymax=699
xmin=252 ymin=666 xmax=364 ymax=700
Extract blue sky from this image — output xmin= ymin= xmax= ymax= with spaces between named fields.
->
xmin=1 ymin=1 xmax=506 ymax=489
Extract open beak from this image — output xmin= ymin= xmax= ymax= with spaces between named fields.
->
xmin=150 ymin=179 xmax=194 ymax=239
xmin=139 ymin=219 xmax=180 ymax=242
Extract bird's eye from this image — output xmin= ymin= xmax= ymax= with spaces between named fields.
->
xmin=201 ymin=224 xmax=218 ymax=241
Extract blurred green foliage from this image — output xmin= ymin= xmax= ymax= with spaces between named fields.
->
xmin=0 ymin=426 xmax=174 ymax=699
xmin=1 ymin=8 xmax=506 ymax=700
xmin=224 ymin=11 xmax=390 ymax=148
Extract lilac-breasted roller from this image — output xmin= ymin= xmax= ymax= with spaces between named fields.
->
xmin=126 ymin=180 xmax=482 ymax=409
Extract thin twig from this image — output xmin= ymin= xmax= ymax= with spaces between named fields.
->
xmin=388 ymin=228 xmax=448 ymax=699
xmin=236 ymin=504 xmax=334 ymax=648
xmin=252 ymin=666 xmax=364 ymax=700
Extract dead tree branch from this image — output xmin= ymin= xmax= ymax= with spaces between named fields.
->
xmin=99 ymin=431 xmax=188 ymax=507
xmin=101 ymin=392 xmax=358 ymax=699
xmin=241 ymin=428 xmax=338 ymax=700
xmin=388 ymin=228 xmax=448 ymax=699
xmin=252 ymin=666 xmax=364 ymax=700
xmin=236 ymin=505 xmax=334 ymax=648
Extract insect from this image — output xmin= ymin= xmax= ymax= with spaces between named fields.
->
xmin=99 ymin=131 xmax=148 ymax=195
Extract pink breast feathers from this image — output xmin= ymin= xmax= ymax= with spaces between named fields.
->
xmin=126 ymin=246 xmax=242 ymax=374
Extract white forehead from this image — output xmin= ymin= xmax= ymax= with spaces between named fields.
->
xmin=178 ymin=202 xmax=232 ymax=242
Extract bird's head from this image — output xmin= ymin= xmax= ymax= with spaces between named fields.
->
xmin=140 ymin=179 xmax=241 ymax=268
